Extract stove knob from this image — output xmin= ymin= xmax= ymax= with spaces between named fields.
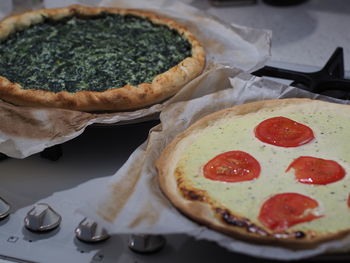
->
xmin=75 ymin=218 xmax=110 ymax=243
xmin=24 ymin=203 xmax=61 ymax=232
xmin=0 ymin=197 xmax=11 ymax=219
xmin=128 ymin=234 xmax=166 ymax=253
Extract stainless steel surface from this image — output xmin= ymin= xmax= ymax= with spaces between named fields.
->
xmin=1 ymin=0 xmax=350 ymax=261
xmin=24 ymin=203 xmax=61 ymax=232
xmin=0 ymin=197 xmax=10 ymax=220
xmin=75 ymin=218 xmax=110 ymax=243
xmin=128 ymin=235 xmax=166 ymax=254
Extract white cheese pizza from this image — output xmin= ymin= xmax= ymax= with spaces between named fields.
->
xmin=157 ymin=99 xmax=350 ymax=249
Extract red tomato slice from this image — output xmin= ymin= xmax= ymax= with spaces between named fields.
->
xmin=286 ymin=156 xmax=345 ymax=185
xmin=254 ymin=116 xmax=314 ymax=147
xmin=258 ymin=193 xmax=322 ymax=231
xmin=203 ymin=151 xmax=261 ymax=183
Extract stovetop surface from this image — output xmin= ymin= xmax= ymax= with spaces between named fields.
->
xmin=1 ymin=1 xmax=350 ymax=261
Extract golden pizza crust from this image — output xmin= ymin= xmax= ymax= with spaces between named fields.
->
xmin=0 ymin=5 xmax=205 ymax=112
xmin=156 ymin=98 xmax=350 ymax=249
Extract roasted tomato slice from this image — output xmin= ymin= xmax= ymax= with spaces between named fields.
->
xmin=203 ymin=151 xmax=261 ymax=183
xmin=258 ymin=193 xmax=322 ymax=232
xmin=286 ymin=156 xmax=345 ymax=185
xmin=254 ymin=116 xmax=314 ymax=147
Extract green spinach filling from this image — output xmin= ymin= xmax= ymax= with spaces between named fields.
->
xmin=0 ymin=14 xmax=192 ymax=92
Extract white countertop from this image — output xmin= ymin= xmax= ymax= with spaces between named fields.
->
xmin=192 ymin=0 xmax=350 ymax=71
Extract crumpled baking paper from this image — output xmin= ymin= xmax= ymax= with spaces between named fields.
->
xmin=0 ymin=0 xmax=271 ymax=158
xmin=78 ymin=70 xmax=350 ymax=261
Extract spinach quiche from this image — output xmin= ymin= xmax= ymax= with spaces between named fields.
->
xmin=0 ymin=5 xmax=205 ymax=111
xmin=157 ymin=99 xmax=350 ymax=249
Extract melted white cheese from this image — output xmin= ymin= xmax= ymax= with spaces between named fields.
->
xmin=177 ymin=102 xmax=350 ymax=234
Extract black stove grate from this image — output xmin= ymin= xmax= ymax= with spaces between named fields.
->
xmin=40 ymin=145 xmax=63 ymax=161
xmin=253 ymin=47 xmax=350 ymax=100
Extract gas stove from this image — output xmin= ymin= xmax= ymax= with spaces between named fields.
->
xmin=1 ymin=48 xmax=350 ymax=262
xmin=253 ymin=47 xmax=350 ymax=100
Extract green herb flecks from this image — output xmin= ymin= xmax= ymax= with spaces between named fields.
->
xmin=0 ymin=14 xmax=192 ymax=92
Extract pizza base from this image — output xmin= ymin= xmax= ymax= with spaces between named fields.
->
xmin=0 ymin=5 xmax=205 ymax=112
xmin=156 ymin=98 xmax=350 ymax=249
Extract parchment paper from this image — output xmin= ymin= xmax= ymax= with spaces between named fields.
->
xmin=0 ymin=0 xmax=271 ymax=158
xmin=78 ymin=71 xmax=350 ymax=261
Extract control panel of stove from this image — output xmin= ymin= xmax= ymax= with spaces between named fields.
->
xmin=1 ymin=194 xmax=350 ymax=263
xmin=0 ymin=196 xmax=169 ymax=262
xmin=4 ymin=196 xmax=161 ymax=262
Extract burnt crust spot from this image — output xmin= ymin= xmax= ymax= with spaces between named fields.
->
xmin=216 ymin=207 xmax=248 ymax=227
xmin=214 ymin=207 xmax=309 ymax=239
xmin=180 ymin=187 xmax=206 ymax=201
xmin=176 ymin=167 xmax=208 ymax=202
xmin=215 ymin=207 xmax=268 ymax=236
xmin=294 ymin=231 xmax=306 ymax=239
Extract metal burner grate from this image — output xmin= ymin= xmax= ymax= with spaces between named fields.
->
xmin=253 ymin=47 xmax=350 ymax=100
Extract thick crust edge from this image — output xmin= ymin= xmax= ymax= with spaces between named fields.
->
xmin=0 ymin=5 xmax=205 ymax=112
xmin=156 ymin=98 xmax=350 ymax=249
